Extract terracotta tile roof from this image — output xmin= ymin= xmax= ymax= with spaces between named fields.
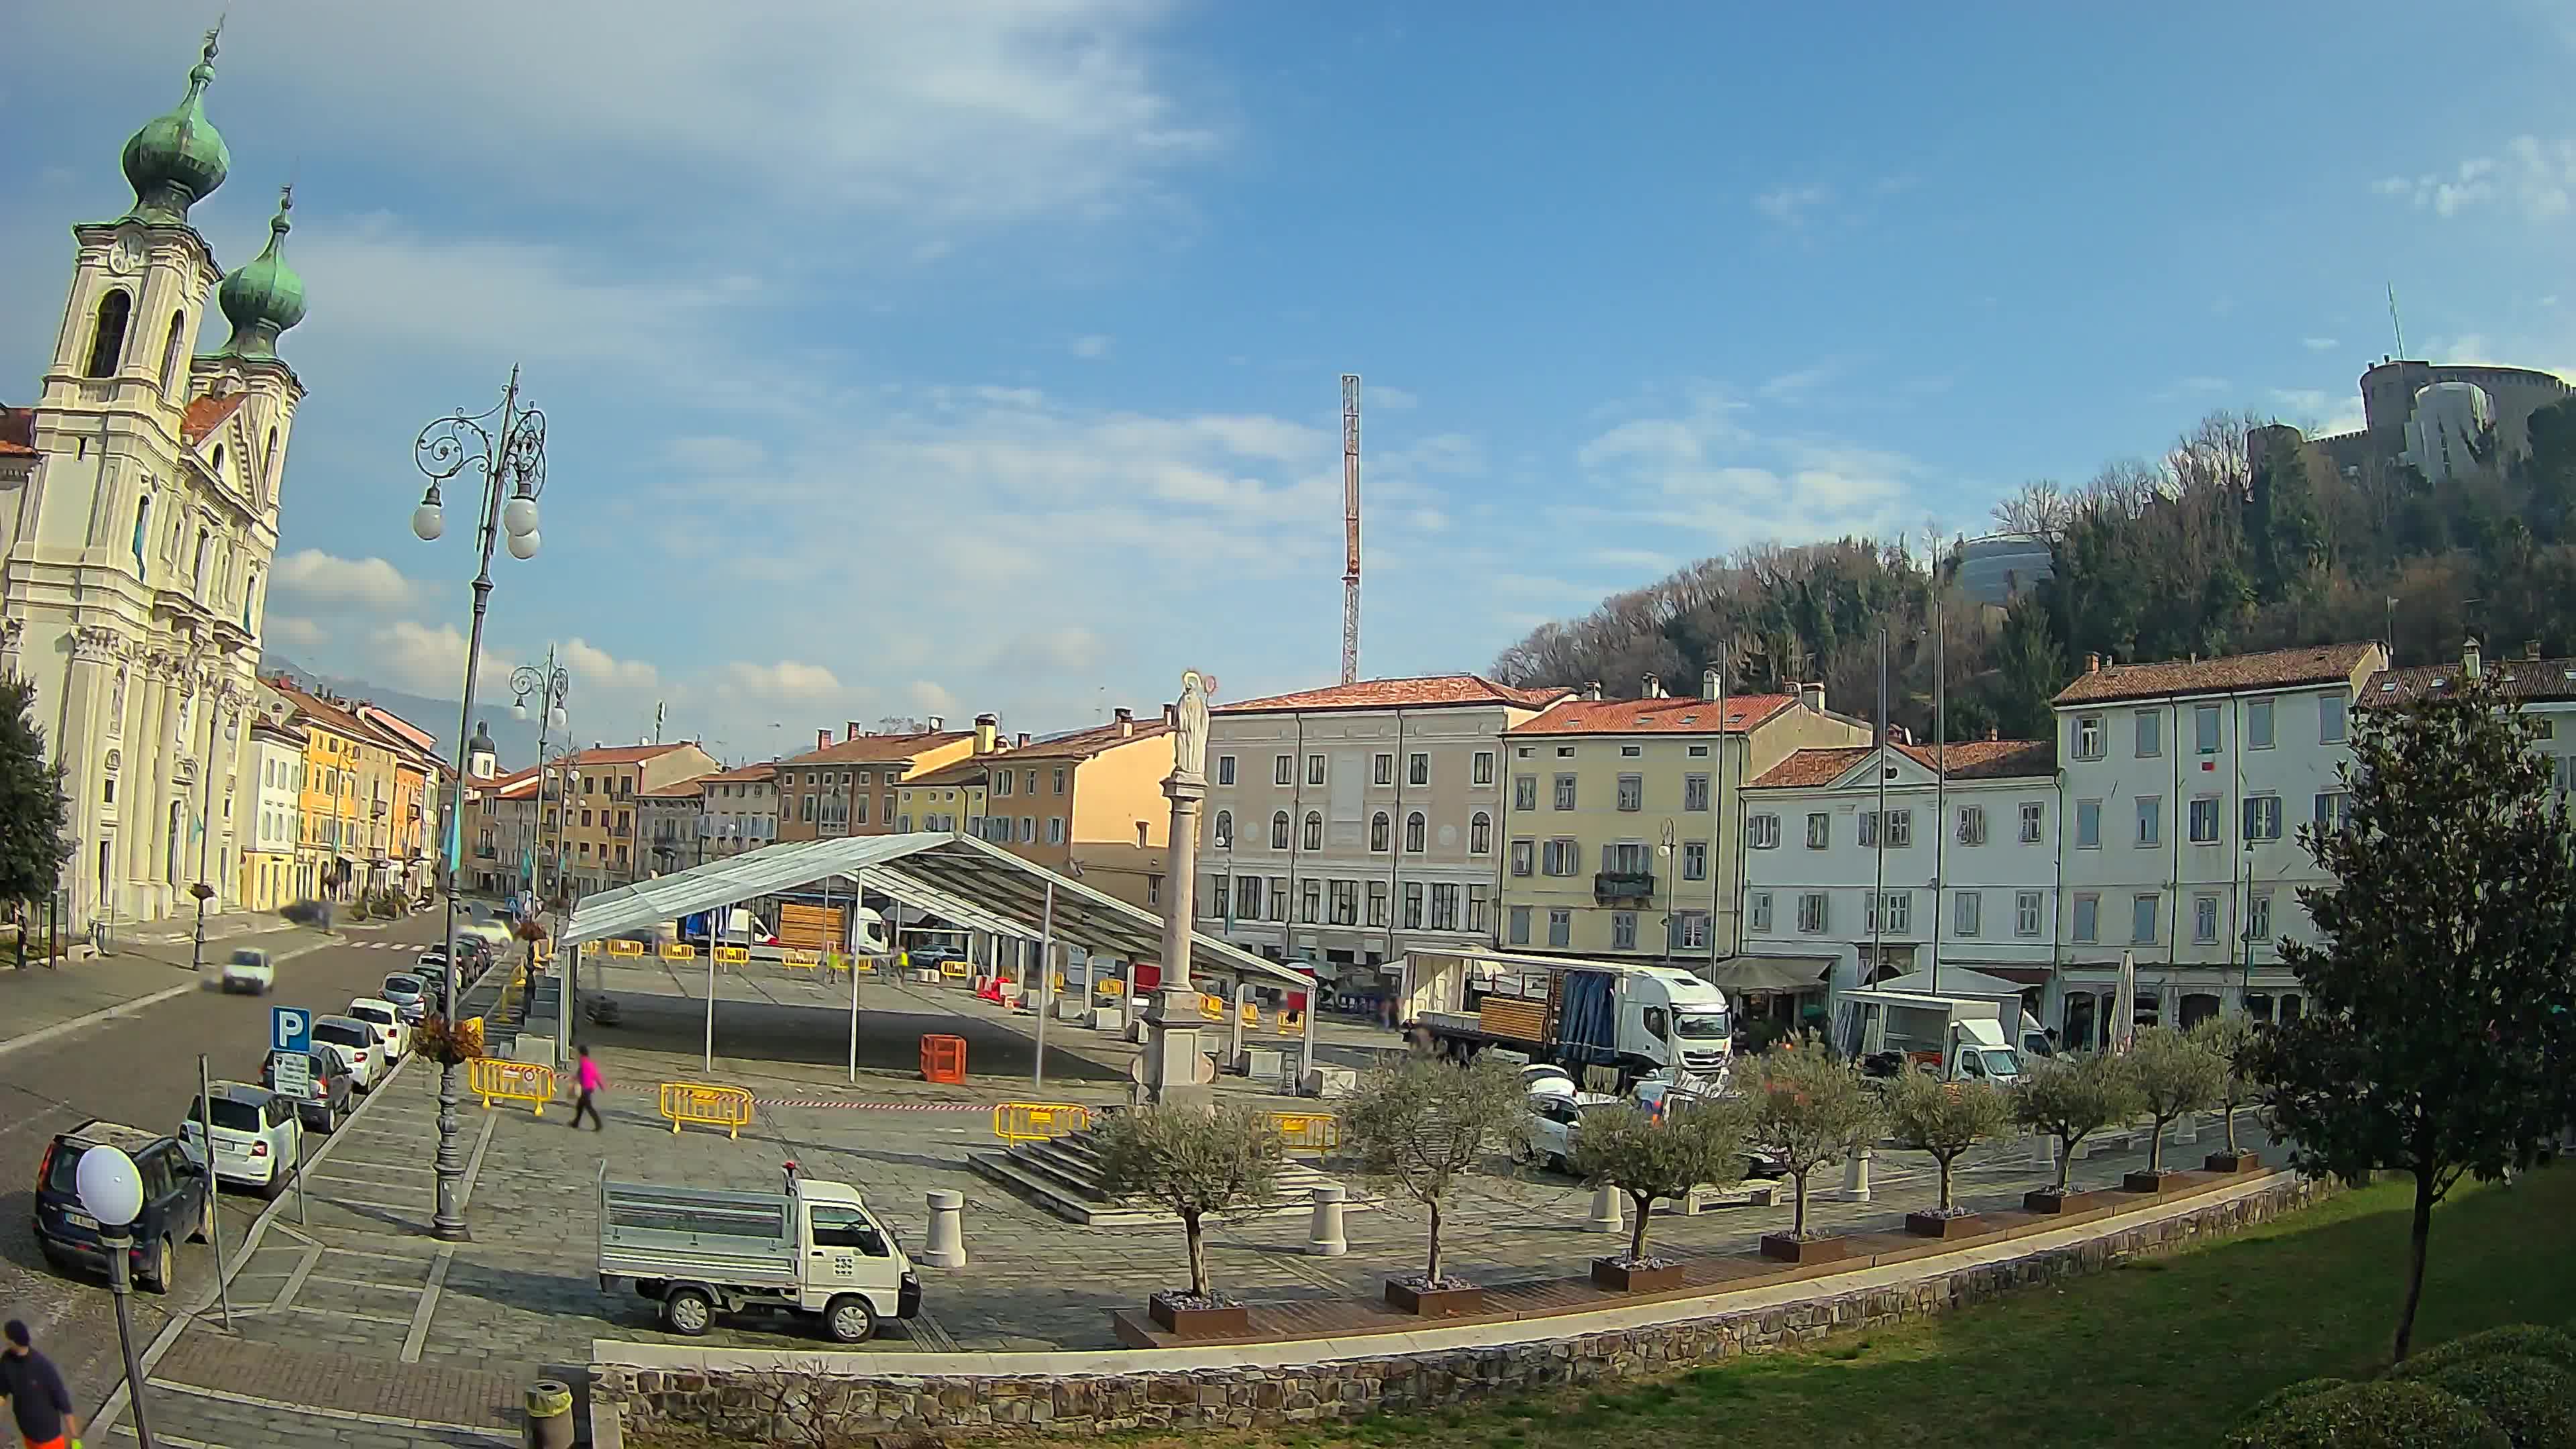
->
xmin=906 ymin=756 xmax=994 ymax=788
xmin=698 ymin=762 xmax=779 ymax=784
xmin=779 ymin=731 xmax=971 ymax=767
xmin=563 ymin=742 xmax=702 ymax=767
xmin=2368 ymin=654 xmax=2576 ymax=706
xmin=1752 ymin=739 xmax=2055 ymax=789
xmin=637 ymin=778 xmax=708 ymax=800
xmin=0 ymin=406 xmax=33 ymax=458
xmin=1509 ymin=693 xmax=1798 ymax=736
xmin=2052 ymin=643 xmax=2382 ymax=706
xmin=180 ymin=393 xmax=247 ymax=447
xmin=1004 ymin=719 xmax=1174 ymax=761
xmin=1217 ymin=675 xmax=1570 ymax=714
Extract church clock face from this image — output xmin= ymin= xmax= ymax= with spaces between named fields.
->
xmin=108 ymin=229 xmax=147 ymax=276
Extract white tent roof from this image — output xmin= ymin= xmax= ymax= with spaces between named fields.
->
xmin=564 ymin=833 xmax=1307 ymax=987
xmin=1866 ymin=966 xmax=2032 ymax=1000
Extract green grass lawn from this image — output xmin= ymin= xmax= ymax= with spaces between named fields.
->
xmin=1095 ymin=1165 xmax=2576 ymax=1449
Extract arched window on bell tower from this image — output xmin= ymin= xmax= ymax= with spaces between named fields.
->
xmin=158 ymin=311 xmax=187 ymax=396
xmin=87 ymin=289 xmax=133 ymax=378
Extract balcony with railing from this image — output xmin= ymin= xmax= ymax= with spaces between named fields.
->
xmin=1593 ymin=870 xmax=1656 ymax=904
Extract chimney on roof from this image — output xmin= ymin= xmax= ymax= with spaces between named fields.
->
xmin=817 ymin=729 xmax=831 ymax=752
xmin=1015 ymin=732 xmax=1030 ymax=748
xmin=846 ymin=720 xmax=863 ymax=741
xmin=2086 ymin=651 xmax=2101 ymax=674
xmin=1114 ymin=706 xmax=1134 ymax=737
xmin=1642 ymin=672 xmax=1664 ymax=698
xmin=2463 ymin=635 xmax=2483 ymax=680
xmin=1162 ymin=702 xmax=1178 ymax=728
xmin=974 ymin=712 xmax=998 ymax=755
xmin=1986 ymin=726 xmax=2000 ymax=742
xmin=1701 ymin=667 xmax=1722 ymax=702
xmin=1800 ymin=682 xmax=1825 ymax=714
xmin=1583 ymin=681 xmax=1603 ymax=701
xmin=926 ymin=714 xmax=945 ymax=732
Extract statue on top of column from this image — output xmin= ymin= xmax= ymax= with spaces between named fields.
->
xmin=1173 ymin=669 xmax=1214 ymax=782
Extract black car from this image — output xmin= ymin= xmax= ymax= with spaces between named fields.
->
xmin=260 ymin=1043 xmax=357 ymax=1132
xmin=33 ymin=1120 xmax=211 ymax=1294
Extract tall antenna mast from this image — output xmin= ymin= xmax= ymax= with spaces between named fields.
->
xmin=1340 ymin=372 xmax=1362 ymax=684
xmin=2387 ymin=283 xmax=2405 ymax=359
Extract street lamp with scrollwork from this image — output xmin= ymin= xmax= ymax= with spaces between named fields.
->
xmin=409 ymin=366 xmax=545 ymax=1242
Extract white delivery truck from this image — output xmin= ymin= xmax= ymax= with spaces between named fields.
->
xmin=1401 ymin=949 xmax=1733 ymax=1093
xmin=1829 ymin=987 xmax=2028 ymax=1086
xmin=597 ymin=1167 xmax=921 ymax=1343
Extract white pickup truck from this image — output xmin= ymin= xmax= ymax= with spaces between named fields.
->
xmin=597 ymin=1168 xmax=921 ymax=1343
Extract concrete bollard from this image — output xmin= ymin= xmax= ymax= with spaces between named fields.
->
xmin=1835 ymin=1143 xmax=1873 ymax=1201
xmin=923 ymin=1189 xmax=967 ymax=1269
xmin=524 ymin=1379 xmax=575 ymax=1449
xmin=1307 ymin=1184 xmax=1348 ymax=1256
xmin=2174 ymin=1111 xmax=2198 ymax=1145
xmin=1586 ymin=1183 xmax=1625 ymax=1235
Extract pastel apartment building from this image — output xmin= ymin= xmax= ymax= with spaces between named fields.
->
xmin=774 ymin=722 xmax=975 ymax=843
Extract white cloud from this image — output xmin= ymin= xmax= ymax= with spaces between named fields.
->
xmin=1367 ymin=385 xmax=1419 ymax=412
xmin=265 ymin=615 xmax=328 ymax=651
xmin=997 ymin=627 xmax=1107 ymax=675
xmin=724 ymin=660 xmax=845 ymax=702
xmin=908 ymin=681 xmax=960 ymax=716
xmin=1758 ymin=363 xmax=1840 ymax=402
xmin=272 ymin=549 xmax=419 ymax=610
xmin=2374 ymin=136 xmax=2576 ymax=220
xmin=370 ymin=621 xmax=506 ymax=697
xmin=2302 ymin=337 xmax=2340 ymax=352
xmin=1069 ymin=334 xmax=1115 ymax=360
xmin=564 ymin=637 xmax=660 ymax=690
xmin=1754 ymin=182 xmax=1833 ymax=225
xmin=2269 ymin=389 xmax=2367 ymax=437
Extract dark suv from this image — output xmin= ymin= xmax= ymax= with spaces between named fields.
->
xmin=33 ymin=1120 xmax=212 ymax=1294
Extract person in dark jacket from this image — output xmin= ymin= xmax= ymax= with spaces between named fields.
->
xmin=0 ymin=1319 xmax=76 ymax=1449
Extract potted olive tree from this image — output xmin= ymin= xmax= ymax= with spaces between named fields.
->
xmin=1344 ymin=1053 xmax=1527 ymax=1316
xmin=1883 ymin=1070 xmax=2012 ymax=1238
xmin=1570 ymin=1095 xmax=1756 ymax=1291
xmin=1746 ymin=1040 xmax=1883 ymax=1264
xmin=2121 ymin=1025 xmax=2227 ymax=1191
xmin=2011 ymin=1053 xmax=2139 ymax=1212
xmin=1094 ymin=1104 xmax=1284 ymax=1337
xmin=2189 ymin=1015 xmax=2264 ymax=1172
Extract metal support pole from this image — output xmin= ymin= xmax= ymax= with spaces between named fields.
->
xmin=107 ymin=1221 xmax=156 ymax=1448
xmin=1298 ymin=973 xmax=1318 ymax=1090
xmin=848 ymin=931 xmax=861 ymax=1085
xmin=703 ymin=940 xmax=716 ymax=1074
xmin=1034 ymin=877 xmax=1056 ymax=1091
xmin=196 ymin=1054 xmax=233 ymax=1330
xmin=1931 ymin=598 xmax=1945 ymax=996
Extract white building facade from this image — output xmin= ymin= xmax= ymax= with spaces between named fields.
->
xmin=1738 ymin=739 xmax=2061 ymax=1010
xmin=2050 ymin=642 xmax=2387 ymax=1046
xmin=0 ymin=34 xmax=307 ymax=926
xmin=244 ymin=718 xmax=303 ymax=908
xmin=697 ymin=763 xmax=779 ymax=859
xmin=1203 ymin=676 xmax=1566 ymax=998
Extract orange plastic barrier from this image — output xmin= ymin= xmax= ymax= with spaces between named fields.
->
xmin=920 ymin=1034 xmax=968 ymax=1085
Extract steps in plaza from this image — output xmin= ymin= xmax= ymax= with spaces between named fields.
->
xmin=969 ymin=1126 xmax=1376 ymax=1228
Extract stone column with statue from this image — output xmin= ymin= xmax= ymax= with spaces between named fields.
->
xmin=1139 ymin=670 xmax=1216 ymax=1108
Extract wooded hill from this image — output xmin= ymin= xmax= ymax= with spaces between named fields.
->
xmin=1489 ymin=398 xmax=2576 ymax=743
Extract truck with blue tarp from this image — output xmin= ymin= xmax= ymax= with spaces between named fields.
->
xmin=1398 ymin=949 xmax=1734 ymax=1093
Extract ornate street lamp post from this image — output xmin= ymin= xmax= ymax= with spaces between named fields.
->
xmin=511 ymin=650 xmax=570 ymax=899
xmin=410 ymin=367 xmax=545 ymax=1241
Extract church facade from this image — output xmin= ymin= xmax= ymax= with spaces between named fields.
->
xmin=0 ymin=28 xmax=310 ymax=927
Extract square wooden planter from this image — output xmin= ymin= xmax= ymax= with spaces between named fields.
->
xmin=1384 ymin=1279 xmax=1484 ymax=1317
xmin=1146 ymin=1293 xmax=1248 ymax=1338
xmin=1904 ymin=1211 xmax=1988 ymax=1240
xmin=2023 ymin=1188 xmax=2111 ymax=1214
xmin=1590 ymin=1257 xmax=1686 ymax=1293
xmin=1759 ymin=1233 xmax=1849 ymax=1265
xmin=2123 ymin=1169 xmax=2192 ymax=1193
xmin=2204 ymin=1150 xmax=2265 ymax=1174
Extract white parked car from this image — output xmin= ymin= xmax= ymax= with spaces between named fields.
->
xmin=346 ymin=998 xmax=411 ymax=1062
xmin=201 ymin=947 xmax=275 ymax=995
xmin=180 ymin=1082 xmax=303 ymax=1198
xmin=311 ymin=1015 xmax=388 ymax=1091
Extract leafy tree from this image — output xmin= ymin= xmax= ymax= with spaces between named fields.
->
xmin=2189 ymin=1014 xmax=2260 ymax=1157
xmin=1882 ymin=1071 xmax=2011 ymax=1215
xmin=1093 ymin=1104 xmax=1284 ymax=1301
xmin=2012 ymin=1053 xmax=2141 ymax=1193
xmin=1343 ymin=1054 xmax=1527 ymax=1285
xmin=1744 ymin=1039 xmax=1883 ymax=1238
xmin=2250 ymin=670 xmax=2576 ymax=1362
xmin=0 ymin=675 xmax=72 ymax=906
xmin=1569 ymin=1096 xmax=1756 ymax=1265
xmin=2124 ymin=1025 xmax=2228 ymax=1172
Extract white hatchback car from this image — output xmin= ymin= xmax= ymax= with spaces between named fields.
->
xmin=345 ymin=999 xmax=410 ymax=1063
xmin=201 ymin=947 xmax=275 ymax=995
xmin=180 ymin=1081 xmax=303 ymax=1198
xmin=310 ymin=1015 xmax=388 ymax=1091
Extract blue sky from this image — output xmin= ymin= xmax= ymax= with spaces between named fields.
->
xmin=6 ymin=1 xmax=2573 ymax=763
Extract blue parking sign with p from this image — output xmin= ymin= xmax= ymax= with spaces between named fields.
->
xmin=272 ymin=1006 xmax=311 ymax=1055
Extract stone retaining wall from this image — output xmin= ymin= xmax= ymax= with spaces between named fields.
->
xmin=600 ymin=1174 xmax=2331 ymax=1445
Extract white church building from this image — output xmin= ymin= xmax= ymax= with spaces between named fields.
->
xmin=0 ymin=28 xmax=309 ymax=926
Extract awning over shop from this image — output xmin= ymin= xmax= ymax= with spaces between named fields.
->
xmin=1866 ymin=965 xmax=2037 ymax=998
xmin=1701 ymin=955 xmax=1833 ymax=995
xmin=561 ymin=832 xmax=1308 ymax=989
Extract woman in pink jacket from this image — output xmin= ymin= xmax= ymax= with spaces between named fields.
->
xmin=572 ymin=1045 xmax=605 ymax=1130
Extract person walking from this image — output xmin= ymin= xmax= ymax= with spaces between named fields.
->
xmin=572 ymin=1044 xmax=605 ymax=1130
xmin=0 ymin=1320 xmax=76 ymax=1449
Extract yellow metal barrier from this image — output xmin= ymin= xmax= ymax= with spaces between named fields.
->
xmin=1277 ymin=1008 xmax=1306 ymax=1034
xmin=1096 ymin=979 xmax=1126 ymax=1000
xmin=1270 ymin=1111 xmax=1340 ymax=1153
xmin=470 ymin=1058 xmax=557 ymax=1116
xmin=579 ymin=940 xmax=601 ymax=957
xmin=1239 ymin=1002 xmax=1260 ymax=1028
xmin=939 ymin=959 xmax=971 ymax=979
xmin=533 ymin=939 xmax=554 ymax=963
xmin=606 ymin=939 xmax=644 ymax=958
xmin=713 ymin=945 xmax=750 ymax=966
xmin=659 ymin=943 xmax=698 ymax=962
xmin=1199 ymin=993 xmax=1225 ymax=1021
xmin=844 ymin=955 xmax=876 ymax=974
xmin=658 ymin=1081 xmax=755 ymax=1138
xmin=993 ymin=1102 xmax=1093 ymax=1142
xmin=781 ymin=949 xmax=820 ymax=971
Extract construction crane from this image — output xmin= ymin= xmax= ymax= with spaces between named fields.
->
xmin=1341 ymin=372 xmax=1362 ymax=684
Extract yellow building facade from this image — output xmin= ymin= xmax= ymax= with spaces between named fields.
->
xmin=1499 ymin=676 xmax=1868 ymax=963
